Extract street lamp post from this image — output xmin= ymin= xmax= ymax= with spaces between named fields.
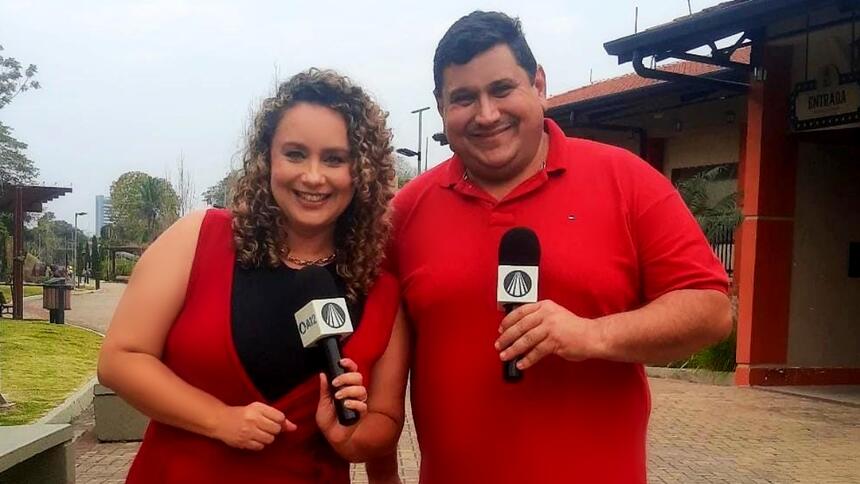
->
xmin=74 ymin=211 xmax=87 ymax=286
xmin=400 ymin=106 xmax=430 ymax=174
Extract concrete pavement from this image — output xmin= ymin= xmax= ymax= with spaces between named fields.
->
xmin=22 ymin=282 xmax=124 ymax=334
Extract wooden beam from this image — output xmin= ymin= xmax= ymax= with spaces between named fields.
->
xmin=12 ymin=187 xmax=23 ymax=319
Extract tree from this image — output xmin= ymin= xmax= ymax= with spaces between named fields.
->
xmin=29 ymin=212 xmax=59 ymax=264
xmin=90 ymin=235 xmax=101 ymax=280
xmin=395 ymin=155 xmax=416 ymax=189
xmin=139 ymin=176 xmax=178 ymax=239
xmin=111 ymin=171 xmax=179 ymax=243
xmin=21 ymin=212 xmax=84 ymax=267
xmin=0 ymin=122 xmax=39 ymax=187
xmin=169 ymin=151 xmax=196 ymax=216
xmin=202 ymin=169 xmax=241 ymax=207
xmin=0 ymin=44 xmax=40 ymax=110
xmin=0 ymin=45 xmax=40 ymax=190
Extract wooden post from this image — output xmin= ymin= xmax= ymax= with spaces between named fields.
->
xmin=12 ymin=186 xmax=23 ymax=320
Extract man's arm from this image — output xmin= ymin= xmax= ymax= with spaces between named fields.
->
xmin=496 ymin=288 xmax=731 ymax=368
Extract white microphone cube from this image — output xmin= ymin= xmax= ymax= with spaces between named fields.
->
xmin=294 ymin=297 xmax=354 ymax=348
xmin=497 ymin=265 xmax=539 ymax=304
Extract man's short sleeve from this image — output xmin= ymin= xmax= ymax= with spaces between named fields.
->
xmin=627 ymin=158 xmax=730 ymax=302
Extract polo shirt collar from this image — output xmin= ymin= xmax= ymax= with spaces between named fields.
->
xmin=441 ymin=118 xmax=568 ymax=189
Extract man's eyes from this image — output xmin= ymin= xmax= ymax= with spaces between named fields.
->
xmin=491 ymin=84 xmax=514 ymax=97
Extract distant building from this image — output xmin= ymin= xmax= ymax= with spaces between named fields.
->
xmin=95 ymin=195 xmax=113 ymax=235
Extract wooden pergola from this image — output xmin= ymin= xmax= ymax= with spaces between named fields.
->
xmin=0 ymin=184 xmax=72 ymax=319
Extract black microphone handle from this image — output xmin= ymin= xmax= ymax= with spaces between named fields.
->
xmin=503 ymin=303 xmax=523 ymax=382
xmin=320 ymin=337 xmax=360 ymax=426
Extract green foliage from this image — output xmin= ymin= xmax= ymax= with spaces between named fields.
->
xmin=76 ymin=238 xmax=88 ymax=275
xmin=0 ymin=122 xmax=39 ymax=187
xmin=0 ymin=321 xmax=102 ymax=425
xmin=24 ymin=212 xmax=84 ymax=266
xmin=671 ymin=331 xmax=737 ymax=372
xmin=110 ymin=171 xmax=179 ymax=243
xmin=202 ymin=169 xmax=241 ymax=207
xmin=0 ymin=45 xmax=40 ymax=191
xmin=114 ymin=257 xmax=135 ymax=277
xmin=90 ymin=236 xmax=101 ymax=279
xmin=0 ymin=44 xmax=41 ymax=110
xmin=673 ymin=165 xmax=740 ymax=372
xmin=22 ymin=252 xmax=39 ymax=281
xmin=675 ymin=165 xmax=742 ymax=242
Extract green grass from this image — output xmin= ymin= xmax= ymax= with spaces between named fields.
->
xmin=0 ymin=320 xmax=102 ymax=425
xmin=0 ymin=285 xmax=43 ymax=300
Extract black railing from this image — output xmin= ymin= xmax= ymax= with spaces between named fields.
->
xmin=709 ymin=228 xmax=735 ymax=276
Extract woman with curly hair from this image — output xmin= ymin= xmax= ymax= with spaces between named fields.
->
xmin=98 ymin=69 xmax=408 ymax=483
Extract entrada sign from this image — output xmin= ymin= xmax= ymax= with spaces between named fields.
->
xmin=790 ymin=72 xmax=860 ymax=131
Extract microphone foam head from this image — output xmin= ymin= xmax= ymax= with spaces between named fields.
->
xmin=293 ymin=265 xmax=353 ymax=347
xmin=498 ymin=227 xmax=540 ymax=266
xmin=293 ymin=265 xmax=341 ymax=300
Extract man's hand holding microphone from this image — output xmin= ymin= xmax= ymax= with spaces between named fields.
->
xmin=494 ymin=227 xmax=605 ymax=375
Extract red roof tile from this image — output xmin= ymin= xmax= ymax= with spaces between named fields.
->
xmin=547 ymin=46 xmax=750 ymax=109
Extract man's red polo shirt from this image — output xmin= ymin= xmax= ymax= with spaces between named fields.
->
xmin=389 ymin=119 xmax=728 ymax=483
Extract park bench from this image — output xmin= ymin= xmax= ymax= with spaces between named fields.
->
xmin=0 ymin=424 xmax=74 ymax=484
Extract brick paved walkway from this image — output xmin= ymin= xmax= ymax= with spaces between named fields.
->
xmin=73 ymin=378 xmax=860 ymax=483
xmin=60 ymin=284 xmax=860 ymax=483
xmin=647 ymin=379 xmax=859 ymax=484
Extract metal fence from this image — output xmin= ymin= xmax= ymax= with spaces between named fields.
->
xmin=709 ymin=228 xmax=735 ymax=276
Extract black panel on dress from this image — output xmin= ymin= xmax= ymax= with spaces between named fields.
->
xmin=231 ymin=262 xmax=365 ymax=402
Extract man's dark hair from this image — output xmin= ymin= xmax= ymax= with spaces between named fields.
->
xmin=433 ymin=11 xmax=537 ymax=98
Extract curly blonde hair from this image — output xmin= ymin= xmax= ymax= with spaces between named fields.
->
xmin=231 ymin=68 xmax=396 ymax=301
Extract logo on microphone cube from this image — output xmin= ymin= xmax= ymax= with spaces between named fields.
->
xmin=294 ymin=297 xmax=354 ymax=348
xmin=322 ymin=302 xmax=347 ymax=329
xmin=497 ymin=265 xmax=538 ymax=304
xmin=297 ymin=314 xmax=318 ymax=335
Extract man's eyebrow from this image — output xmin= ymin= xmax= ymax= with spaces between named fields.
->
xmin=447 ymin=86 xmax=476 ymax=98
xmin=489 ymin=77 xmax=518 ymax=87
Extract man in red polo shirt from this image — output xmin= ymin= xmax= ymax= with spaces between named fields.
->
xmin=380 ymin=10 xmax=731 ymax=484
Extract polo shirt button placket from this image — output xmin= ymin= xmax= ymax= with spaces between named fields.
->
xmin=489 ymin=210 xmax=516 ymax=227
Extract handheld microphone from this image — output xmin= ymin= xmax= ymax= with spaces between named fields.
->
xmin=497 ymin=227 xmax=541 ymax=382
xmin=293 ymin=265 xmax=359 ymax=426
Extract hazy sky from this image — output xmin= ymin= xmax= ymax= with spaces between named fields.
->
xmin=2 ymin=0 xmax=724 ymax=234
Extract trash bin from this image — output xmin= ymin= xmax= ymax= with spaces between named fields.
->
xmin=42 ymin=278 xmax=72 ymax=324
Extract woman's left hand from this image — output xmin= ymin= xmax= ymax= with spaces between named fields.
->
xmin=316 ymin=358 xmax=368 ymax=446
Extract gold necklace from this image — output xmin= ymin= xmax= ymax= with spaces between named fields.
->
xmin=282 ymin=250 xmax=337 ymax=267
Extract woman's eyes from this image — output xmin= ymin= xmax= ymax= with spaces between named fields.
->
xmin=283 ymin=150 xmax=347 ymax=165
xmin=285 ymin=150 xmax=305 ymax=160
xmin=324 ymin=155 xmax=347 ymax=165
